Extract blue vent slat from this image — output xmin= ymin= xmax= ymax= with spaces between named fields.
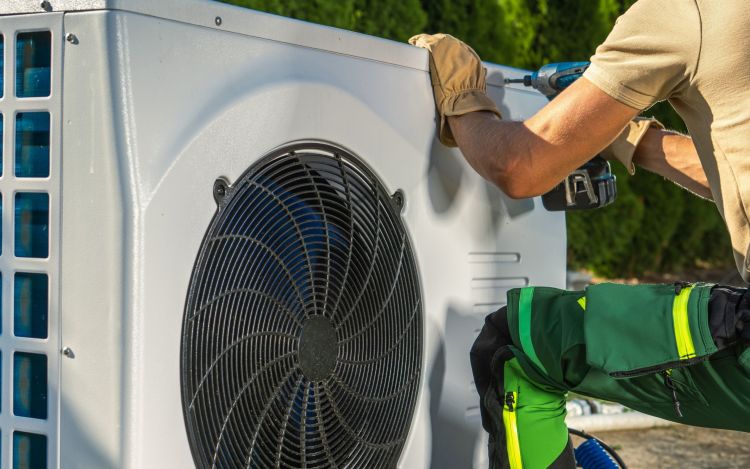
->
xmin=15 ymin=112 xmax=50 ymax=178
xmin=13 ymin=352 xmax=48 ymax=419
xmin=13 ymin=431 xmax=46 ymax=469
xmin=15 ymin=192 xmax=49 ymax=258
xmin=1 ymin=34 xmax=4 ymax=98
xmin=15 ymin=31 xmax=51 ymax=98
xmin=1 ymin=114 xmax=4 ymax=177
xmin=14 ymin=272 xmax=48 ymax=339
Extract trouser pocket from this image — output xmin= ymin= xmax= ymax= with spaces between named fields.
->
xmin=583 ymin=282 xmax=716 ymax=377
xmin=505 ymin=287 xmax=589 ymax=389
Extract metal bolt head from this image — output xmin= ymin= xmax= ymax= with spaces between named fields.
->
xmin=62 ymin=347 xmax=75 ymax=358
xmin=66 ymin=33 xmax=78 ymax=44
xmin=40 ymin=0 xmax=52 ymax=11
xmin=213 ymin=177 xmax=230 ymax=205
xmin=391 ymin=190 xmax=405 ymax=212
xmin=215 ymin=16 xmax=223 ymax=26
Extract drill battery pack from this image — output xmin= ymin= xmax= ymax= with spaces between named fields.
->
xmin=542 ymin=156 xmax=617 ymax=211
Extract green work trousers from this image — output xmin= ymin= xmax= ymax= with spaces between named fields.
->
xmin=472 ymin=282 xmax=750 ymax=469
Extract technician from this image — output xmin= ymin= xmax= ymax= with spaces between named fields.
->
xmin=411 ymin=1 xmax=750 ymax=467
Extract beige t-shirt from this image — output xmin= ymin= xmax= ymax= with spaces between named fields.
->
xmin=584 ymin=0 xmax=750 ymax=282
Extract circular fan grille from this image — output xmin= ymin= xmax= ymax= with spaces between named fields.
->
xmin=181 ymin=143 xmax=423 ymax=468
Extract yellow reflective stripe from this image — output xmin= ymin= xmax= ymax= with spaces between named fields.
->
xmin=673 ymin=286 xmax=696 ymax=360
xmin=503 ymin=391 xmax=523 ymax=469
xmin=577 ymin=297 xmax=586 ymax=310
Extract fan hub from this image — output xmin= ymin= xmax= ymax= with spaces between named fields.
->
xmin=298 ymin=315 xmax=338 ymax=381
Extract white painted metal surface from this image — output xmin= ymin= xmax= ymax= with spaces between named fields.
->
xmin=567 ymin=413 xmax=674 ymax=433
xmin=4 ymin=1 xmax=566 ymax=467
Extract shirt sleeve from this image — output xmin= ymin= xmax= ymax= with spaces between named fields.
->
xmin=583 ymin=0 xmax=701 ymax=110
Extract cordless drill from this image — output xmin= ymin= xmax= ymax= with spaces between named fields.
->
xmin=506 ymin=62 xmax=617 ymax=211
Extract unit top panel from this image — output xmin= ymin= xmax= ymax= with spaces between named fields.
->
xmin=0 ymin=0 xmax=532 ymax=86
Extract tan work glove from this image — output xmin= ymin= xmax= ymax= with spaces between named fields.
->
xmin=601 ymin=117 xmax=664 ymax=175
xmin=409 ymin=33 xmax=502 ymax=147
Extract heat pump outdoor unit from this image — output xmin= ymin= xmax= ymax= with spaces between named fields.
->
xmin=0 ymin=1 xmax=566 ymax=468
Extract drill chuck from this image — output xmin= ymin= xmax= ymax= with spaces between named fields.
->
xmin=505 ymin=76 xmax=534 ymax=87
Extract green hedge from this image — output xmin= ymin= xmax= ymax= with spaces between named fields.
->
xmin=217 ymin=0 xmax=734 ymax=277
xmin=218 ymin=0 xmax=427 ymax=41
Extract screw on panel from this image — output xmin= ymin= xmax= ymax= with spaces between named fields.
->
xmin=40 ymin=1 xmax=52 ymax=11
xmin=66 ymin=33 xmax=79 ymax=45
xmin=62 ymin=347 xmax=75 ymax=359
xmin=391 ymin=190 xmax=406 ymax=213
xmin=215 ymin=16 xmax=223 ymax=26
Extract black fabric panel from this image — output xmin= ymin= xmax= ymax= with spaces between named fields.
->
xmin=470 ymin=307 xmax=513 ymax=432
xmin=709 ymin=285 xmax=750 ymax=348
xmin=471 ymin=307 xmax=515 ymax=469
xmin=547 ymin=438 xmax=577 ymax=469
xmin=483 ymin=346 xmax=516 ymax=469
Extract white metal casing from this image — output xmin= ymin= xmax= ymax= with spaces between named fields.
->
xmin=0 ymin=2 xmax=566 ymax=468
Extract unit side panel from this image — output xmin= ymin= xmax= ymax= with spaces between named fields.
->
xmin=60 ymin=11 xmax=123 ymax=469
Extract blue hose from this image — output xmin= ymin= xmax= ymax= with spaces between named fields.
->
xmin=575 ymin=438 xmax=620 ymax=469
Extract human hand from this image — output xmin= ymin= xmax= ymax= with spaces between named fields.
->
xmin=409 ymin=33 xmax=501 ymax=147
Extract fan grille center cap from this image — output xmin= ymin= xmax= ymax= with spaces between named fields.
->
xmin=298 ymin=316 xmax=338 ymax=381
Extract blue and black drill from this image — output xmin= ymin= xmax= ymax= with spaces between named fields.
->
xmin=506 ymin=62 xmax=617 ymax=212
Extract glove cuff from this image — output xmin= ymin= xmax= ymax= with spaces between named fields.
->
xmin=439 ymin=90 xmax=502 ymax=147
xmin=601 ymin=117 xmax=664 ymax=175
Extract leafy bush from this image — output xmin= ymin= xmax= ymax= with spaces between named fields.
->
xmin=353 ymin=0 xmax=427 ymax=42
xmin=217 ymin=0 xmax=427 ymax=42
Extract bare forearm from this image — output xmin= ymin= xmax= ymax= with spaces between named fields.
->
xmin=633 ymin=129 xmax=712 ymax=200
xmin=448 ymin=112 xmax=614 ymax=199
xmin=447 ymin=78 xmax=640 ymax=199
xmin=448 ymin=113 xmax=545 ymax=198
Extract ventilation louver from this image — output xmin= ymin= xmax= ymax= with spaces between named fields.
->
xmin=181 ymin=143 xmax=423 ymax=468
